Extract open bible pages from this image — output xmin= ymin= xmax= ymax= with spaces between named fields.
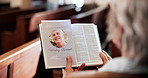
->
xmin=71 ymin=23 xmax=103 ymax=66
xmin=39 ymin=20 xmax=77 ymax=69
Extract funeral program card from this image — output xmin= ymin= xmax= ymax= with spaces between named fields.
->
xmin=39 ymin=20 xmax=77 ymax=69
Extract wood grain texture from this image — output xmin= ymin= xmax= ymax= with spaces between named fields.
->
xmin=0 ymin=66 xmax=7 ymax=78
xmin=0 ymin=38 xmax=41 ymax=78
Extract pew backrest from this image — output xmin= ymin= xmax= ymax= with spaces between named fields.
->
xmin=0 ymin=6 xmax=45 ymax=31
xmin=71 ymin=5 xmax=107 ymax=23
xmin=0 ymin=6 xmax=45 ymax=53
xmin=0 ymin=38 xmax=41 ymax=78
xmin=0 ymin=13 xmax=36 ymax=53
xmin=29 ymin=5 xmax=79 ymax=32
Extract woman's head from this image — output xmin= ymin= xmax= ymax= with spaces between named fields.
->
xmin=107 ymin=0 xmax=148 ymax=65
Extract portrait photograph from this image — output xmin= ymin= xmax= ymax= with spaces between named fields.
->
xmin=49 ymin=29 xmax=68 ymax=48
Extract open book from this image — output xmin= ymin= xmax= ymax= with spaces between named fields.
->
xmin=39 ymin=20 xmax=103 ymax=69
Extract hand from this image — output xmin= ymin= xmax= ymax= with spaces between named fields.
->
xmin=62 ymin=56 xmax=85 ymax=78
xmin=99 ymin=50 xmax=112 ymax=65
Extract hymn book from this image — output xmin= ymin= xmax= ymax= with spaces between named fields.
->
xmin=39 ymin=20 xmax=103 ymax=69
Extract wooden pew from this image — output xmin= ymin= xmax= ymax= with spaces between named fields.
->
xmin=71 ymin=5 xmax=107 ymax=23
xmin=0 ymin=15 xmax=29 ymax=53
xmin=0 ymin=7 xmax=19 ymax=12
xmin=80 ymin=3 xmax=98 ymax=12
xmin=0 ymin=13 xmax=36 ymax=54
xmin=0 ymin=6 xmax=46 ymax=31
xmin=0 ymin=38 xmax=41 ymax=78
xmin=29 ymin=5 xmax=80 ymax=32
xmin=0 ymin=6 xmax=45 ymax=53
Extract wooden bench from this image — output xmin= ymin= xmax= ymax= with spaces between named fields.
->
xmin=0 ymin=14 xmax=31 ymax=53
xmin=71 ymin=5 xmax=107 ymax=23
xmin=0 ymin=7 xmax=39 ymax=53
xmin=0 ymin=7 xmax=19 ymax=12
xmin=0 ymin=6 xmax=45 ymax=53
xmin=29 ymin=5 xmax=80 ymax=32
xmin=0 ymin=38 xmax=41 ymax=78
xmin=0 ymin=6 xmax=46 ymax=31
xmin=80 ymin=3 xmax=98 ymax=12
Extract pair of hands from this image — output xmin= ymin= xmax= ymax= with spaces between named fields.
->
xmin=63 ymin=50 xmax=112 ymax=78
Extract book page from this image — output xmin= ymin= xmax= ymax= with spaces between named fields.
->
xmin=39 ymin=20 xmax=77 ymax=69
xmin=72 ymin=24 xmax=103 ymax=66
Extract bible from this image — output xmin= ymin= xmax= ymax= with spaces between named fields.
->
xmin=39 ymin=20 xmax=103 ymax=69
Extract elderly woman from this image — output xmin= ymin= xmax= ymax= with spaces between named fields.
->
xmin=63 ymin=0 xmax=148 ymax=78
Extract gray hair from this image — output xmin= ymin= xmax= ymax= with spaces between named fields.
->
xmin=107 ymin=0 xmax=148 ymax=65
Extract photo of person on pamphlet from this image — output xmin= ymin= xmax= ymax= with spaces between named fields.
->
xmin=49 ymin=29 xmax=68 ymax=48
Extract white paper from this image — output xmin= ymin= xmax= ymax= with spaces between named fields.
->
xmin=71 ymin=23 xmax=103 ymax=66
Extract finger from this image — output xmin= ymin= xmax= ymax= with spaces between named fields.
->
xmin=99 ymin=52 xmax=109 ymax=64
xmin=66 ymin=56 xmax=73 ymax=70
xmin=77 ymin=63 xmax=86 ymax=71
xmin=102 ymin=50 xmax=112 ymax=60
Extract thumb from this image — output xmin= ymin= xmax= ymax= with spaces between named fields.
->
xmin=65 ymin=56 xmax=73 ymax=72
